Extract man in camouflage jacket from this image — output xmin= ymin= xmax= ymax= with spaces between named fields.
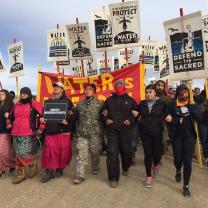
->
xmin=73 ymin=84 xmax=103 ymax=184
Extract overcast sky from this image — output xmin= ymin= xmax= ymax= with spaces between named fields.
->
xmin=0 ymin=0 xmax=207 ymax=93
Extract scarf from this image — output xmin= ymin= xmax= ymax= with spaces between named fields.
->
xmin=147 ymin=97 xmax=159 ymax=113
xmin=19 ymin=97 xmax=32 ymax=104
xmin=176 ymin=99 xmax=189 ymax=107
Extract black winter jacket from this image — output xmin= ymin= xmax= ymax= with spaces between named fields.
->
xmin=138 ymin=99 xmax=167 ymax=136
xmin=101 ymin=93 xmax=138 ymax=129
xmin=167 ymin=102 xmax=202 ymax=139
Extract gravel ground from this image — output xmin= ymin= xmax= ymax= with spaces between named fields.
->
xmin=0 ymin=145 xmax=208 ymax=208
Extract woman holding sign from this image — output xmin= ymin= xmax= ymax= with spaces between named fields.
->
xmin=165 ymin=84 xmax=201 ymax=198
xmin=39 ymin=82 xmax=75 ymax=183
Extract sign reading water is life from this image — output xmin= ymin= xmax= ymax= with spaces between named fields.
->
xmin=43 ymin=103 xmax=67 ymax=122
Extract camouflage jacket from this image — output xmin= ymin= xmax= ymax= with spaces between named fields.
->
xmin=76 ymin=97 xmax=103 ymax=138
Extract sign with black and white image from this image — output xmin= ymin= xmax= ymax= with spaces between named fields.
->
xmin=92 ymin=6 xmax=113 ymax=51
xmin=164 ymin=11 xmax=207 ymax=80
xmin=8 ymin=41 xmax=24 ymax=77
xmin=0 ymin=53 xmax=5 ymax=72
xmin=66 ymin=23 xmax=92 ymax=60
xmin=47 ymin=29 xmax=70 ymax=62
xmin=109 ymin=0 xmax=140 ymax=48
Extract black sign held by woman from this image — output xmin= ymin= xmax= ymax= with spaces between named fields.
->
xmin=43 ymin=102 xmax=67 ymax=123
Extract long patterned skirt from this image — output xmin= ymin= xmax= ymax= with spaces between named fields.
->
xmin=0 ymin=134 xmax=15 ymax=173
xmin=13 ymin=136 xmax=34 ymax=168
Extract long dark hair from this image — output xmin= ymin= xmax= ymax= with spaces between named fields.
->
xmin=0 ymin=89 xmax=14 ymax=113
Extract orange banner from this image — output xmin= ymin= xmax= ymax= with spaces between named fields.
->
xmin=37 ymin=62 xmax=144 ymax=105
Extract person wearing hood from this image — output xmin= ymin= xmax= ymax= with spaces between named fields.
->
xmin=73 ymin=84 xmax=103 ymax=184
xmin=8 ymin=87 xmax=42 ymax=184
xmin=155 ymin=80 xmax=171 ymax=159
xmin=165 ymin=84 xmax=201 ymax=198
xmin=101 ymin=79 xmax=138 ymax=188
xmin=138 ymin=85 xmax=167 ymax=188
xmin=39 ymin=82 xmax=76 ymax=183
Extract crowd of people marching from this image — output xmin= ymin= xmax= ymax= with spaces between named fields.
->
xmin=0 ymin=80 xmax=208 ymax=198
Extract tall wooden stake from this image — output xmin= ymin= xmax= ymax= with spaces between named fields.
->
xmin=122 ymin=0 xmax=128 ymax=67
xmin=13 ymin=37 xmax=19 ymax=98
xmin=76 ymin=17 xmax=85 ymax=77
xmin=180 ymin=8 xmax=203 ymax=168
xmin=104 ymin=51 xmax=108 ymax=72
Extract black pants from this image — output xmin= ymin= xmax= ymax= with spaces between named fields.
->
xmin=172 ymin=136 xmax=195 ymax=186
xmin=141 ymin=133 xmax=162 ymax=177
xmin=106 ymin=127 xmax=132 ymax=182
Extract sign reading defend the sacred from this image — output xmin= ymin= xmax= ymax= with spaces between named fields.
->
xmin=66 ymin=23 xmax=92 ymax=60
xmin=8 ymin=41 xmax=24 ymax=78
xmin=47 ymin=29 xmax=70 ymax=62
xmin=164 ymin=11 xmax=207 ymax=80
xmin=109 ymin=0 xmax=140 ymax=48
xmin=92 ymin=7 xmax=113 ymax=51
xmin=43 ymin=102 xmax=67 ymax=122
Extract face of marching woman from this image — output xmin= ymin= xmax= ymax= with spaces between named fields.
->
xmin=20 ymin=93 xmax=29 ymax=100
xmin=178 ymin=89 xmax=189 ymax=102
xmin=85 ymin=86 xmax=95 ymax=98
xmin=0 ymin=92 xmax=6 ymax=101
xmin=145 ymin=89 xmax=156 ymax=100
xmin=53 ymin=86 xmax=64 ymax=98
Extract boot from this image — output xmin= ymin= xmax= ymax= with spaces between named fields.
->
xmin=12 ymin=168 xmax=26 ymax=184
xmin=55 ymin=169 xmax=63 ymax=178
xmin=41 ymin=169 xmax=55 ymax=183
xmin=29 ymin=163 xmax=37 ymax=178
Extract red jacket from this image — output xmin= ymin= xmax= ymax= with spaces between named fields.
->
xmin=10 ymin=101 xmax=42 ymax=136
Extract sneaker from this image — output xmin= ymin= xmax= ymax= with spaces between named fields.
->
xmin=175 ymin=171 xmax=182 ymax=183
xmin=73 ymin=177 xmax=85 ymax=184
xmin=109 ymin=181 xmax=118 ymax=188
xmin=152 ymin=165 xmax=159 ymax=177
xmin=144 ymin=177 xmax=153 ymax=188
xmin=0 ymin=171 xmax=6 ymax=177
xmin=183 ymin=186 xmax=191 ymax=198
